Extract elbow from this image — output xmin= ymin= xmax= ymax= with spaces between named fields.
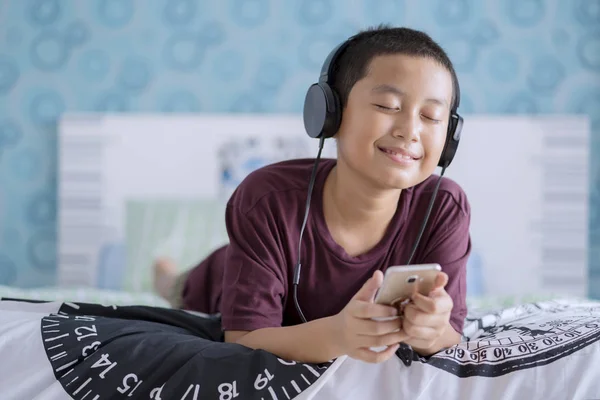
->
xmin=224 ymin=330 xmax=250 ymax=344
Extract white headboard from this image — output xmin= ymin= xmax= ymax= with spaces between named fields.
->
xmin=58 ymin=113 xmax=590 ymax=298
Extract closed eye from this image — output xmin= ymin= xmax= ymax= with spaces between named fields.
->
xmin=373 ymin=104 xmax=399 ymax=111
xmin=422 ymin=115 xmax=442 ymax=123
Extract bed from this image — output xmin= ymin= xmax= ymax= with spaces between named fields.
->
xmin=1 ymin=286 xmax=599 ymax=400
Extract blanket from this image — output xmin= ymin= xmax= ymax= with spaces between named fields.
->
xmin=0 ymin=297 xmax=599 ymax=399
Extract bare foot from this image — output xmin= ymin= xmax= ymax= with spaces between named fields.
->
xmin=153 ymin=257 xmax=178 ymax=301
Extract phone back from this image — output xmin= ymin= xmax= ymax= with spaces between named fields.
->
xmin=375 ymin=264 xmax=441 ymax=306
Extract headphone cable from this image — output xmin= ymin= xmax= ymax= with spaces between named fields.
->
xmin=293 ymin=136 xmax=326 ymax=324
xmin=293 ymin=143 xmax=447 ymax=324
xmin=405 ymin=167 xmax=446 ymax=265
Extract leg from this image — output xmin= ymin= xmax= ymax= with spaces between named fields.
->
xmin=153 ymin=257 xmax=188 ymax=307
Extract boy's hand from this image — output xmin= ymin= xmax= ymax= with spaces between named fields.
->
xmin=402 ymin=272 xmax=454 ymax=354
xmin=332 ymin=270 xmax=408 ymax=363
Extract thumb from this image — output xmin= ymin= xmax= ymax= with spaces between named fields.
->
xmin=353 ymin=270 xmax=384 ymax=302
xmin=431 ymin=272 xmax=448 ymax=292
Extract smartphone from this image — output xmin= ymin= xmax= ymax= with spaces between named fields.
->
xmin=374 ymin=264 xmax=442 ymax=306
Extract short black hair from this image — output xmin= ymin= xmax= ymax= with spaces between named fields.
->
xmin=330 ymin=24 xmax=460 ymax=111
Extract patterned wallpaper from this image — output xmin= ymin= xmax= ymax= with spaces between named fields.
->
xmin=0 ymin=0 xmax=599 ymax=295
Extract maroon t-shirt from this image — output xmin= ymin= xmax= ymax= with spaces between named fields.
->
xmin=181 ymin=158 xmax=471 ymax=334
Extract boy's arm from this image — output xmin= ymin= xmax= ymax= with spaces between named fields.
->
xmin=224 ymin=271 xmax=409 ymax=364
xmin=224 ymin=317 xmax=342 ymax=364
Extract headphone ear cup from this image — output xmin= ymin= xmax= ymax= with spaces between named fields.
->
xmin=321 ymin=83 xmax=342 ymax=139
xmin=438 ymin=113 xmax=463 ymax=168
xmin=303 ymin=83 xmax=342 ymax=139
xmin=303 ymin=84 xmax=327 ymax=139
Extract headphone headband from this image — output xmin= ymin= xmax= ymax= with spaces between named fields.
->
xmin=318 ymin=35 xmax=357 ymax=84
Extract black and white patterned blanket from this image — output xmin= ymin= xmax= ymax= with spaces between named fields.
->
xmin=0 ymin=297 xmax=599 ymax=399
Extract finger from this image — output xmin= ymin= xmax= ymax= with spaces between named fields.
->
xmin=433 ymin=272 xmax=448 ymax=290
xmin=354 ymin=317 xmax=402 ymax=336
xmin=403 ymin=304 xmax=442 ymax=327
xmin=358 ymin=330 xmax=409 ymax=349
xmin=353 ymin=270 xmax=384 ymax=302
xmin=411 ymin=291 xmax=452 ymax=315
xmin=353 ymin=300 xmax=398 ymax=319
xmin=403 ymin=319 xmax=438 ymax=340
xmin=410 ymin=275 xmax=421 ymax=298
xmin=410 ymin=292 xmax=437 ymax=313
xmin=351 ymin=343 xmax=399 ymax=364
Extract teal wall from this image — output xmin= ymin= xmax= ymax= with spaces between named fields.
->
xmin=0 ymin=0 xmax=599 ymax=295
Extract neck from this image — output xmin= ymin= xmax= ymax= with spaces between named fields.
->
xmin=323 ymin=160 xmax=401 ymax=229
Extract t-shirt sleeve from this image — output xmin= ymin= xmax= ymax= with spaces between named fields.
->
xmin=219 ymin=201 xmax=287 ymax=332
xmin=419 ymin=190 xmax=471 ymax=335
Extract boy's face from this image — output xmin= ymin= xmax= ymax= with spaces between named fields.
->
xmin=335 ymin=54 xmax=454 ymax=191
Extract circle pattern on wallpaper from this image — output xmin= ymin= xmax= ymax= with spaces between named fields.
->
xmin=163 ymin=0 xmax=197 ymax=26
xmin=2 ymin=228 xmax=22 ymax=254
xmin=212 ymin=50 xmax=244 ymax=81
xmin=552 ymin=28 xmax=570 ymax=48
xmin=442 ymin=34 xmax=479 ymax=73
xmin=117 ymin=56 xmax=153 ymax=94
xmin=362 ymin=0 xmax=404 ymax=26
xmin=163 ymin=32 xmax=207 ymax=71
xmin=0 ymin=55 xmax=19 ymax=94
xmin=27 ymin=0 xmax=62 ymax=26
xmin=504 ymin=92 xmax=539 ymax=114
xmin=433 ymin=0 xmax=471 ymax=26
xmin=30 ymin=30 xmax=70 ymax=71
xmin=95 ymin=90 xmax=130 ymax=112
xmin=254 ymin=59 xmax=287 ymax=94
xmin=28 ymin=89 xmax=66 ymax=126
xmin=526 ymin=56 xmax=566 ymax=95
xmin=297 ymin=0 xmax=332 ymax=26
xmin=569 ymin=88 xmax=600 ymax=131
xmin=65 ymin=20 xmax=91 ymax=47
xmin=26 ymin=190 xmax=56 ymax=227
xmin=160 ymin=90 xmax=200 ymax=113
xmin=0 ymin=119 xmax=23 ymax=149
xmin=0 ymin=253 xmax=17 ymax=285
xmin=95 ymin=0 xmax=134 ymax=28
xmin=505 ymin=0 xmax=545 ymax=27
xmin=200 ymin=21 xmax=226 ymax=46
xmin=27 ymin=229 xmax=56 ymax=271
xmin=230 ymin=92 xmax=265 ymax=113
xmin=472 ymin=20 xmax=500 ymax=46
xmin=78 ymin=49 xmax=110 ymax=82
xmin=577 ymin=32 xmax=600 ymax=72
xmin=457 ymin=93 xmax=474 ymax=114
xmin=231 ymin=0 xmax=270 ymax=28
xmin=487 ymin=48 xmax=520 ymax=82
xmin=298 ymin=33 xmax=346 ymax=71
xmin=6 ymin=27 xmax=23 ymax=46
xmin=9 ymin=148 xmax=42 ymax=182
xmin=573 ymin=0 xmax=600 ymax=26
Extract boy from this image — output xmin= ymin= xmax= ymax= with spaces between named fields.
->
xmin=154 ymin=25 xmax=471 ymax=365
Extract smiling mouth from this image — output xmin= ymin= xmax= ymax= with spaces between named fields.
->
xmin=378 ymin=147 xmax=420 ymax=161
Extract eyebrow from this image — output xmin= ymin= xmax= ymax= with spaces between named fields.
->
xmin=370 ymin=84 xmax=448 ymax=107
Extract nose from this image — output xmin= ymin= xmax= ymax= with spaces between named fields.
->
xmin=392 ymin=111 xmax=421 ymax=142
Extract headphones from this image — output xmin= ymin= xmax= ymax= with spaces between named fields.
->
xmin=302 ymin=36 xmax=464 ymax=168
xmin=293 ymin=35 xmax=464 ymax=324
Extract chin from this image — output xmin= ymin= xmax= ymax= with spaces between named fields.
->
xmin=376 ymin=174 xmax=422 ymax=190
